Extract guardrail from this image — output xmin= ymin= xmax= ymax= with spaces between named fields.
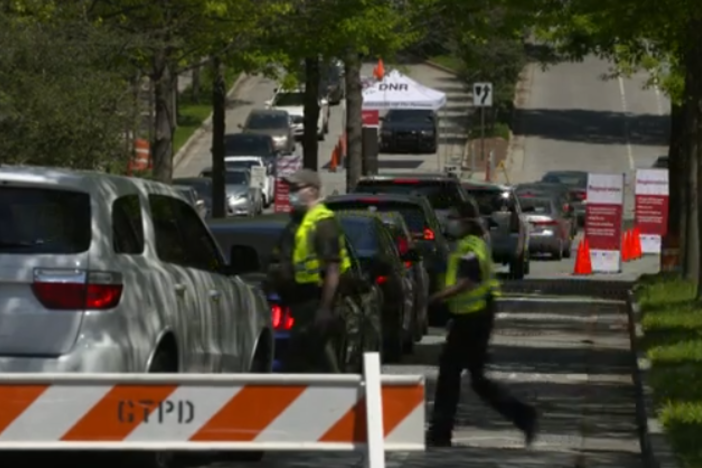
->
xmin=0 ymin=353 xmax=424 ymax=468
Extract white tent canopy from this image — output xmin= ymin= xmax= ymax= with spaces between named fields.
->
xmin=362 ymin=70 xmax=447 ymax=110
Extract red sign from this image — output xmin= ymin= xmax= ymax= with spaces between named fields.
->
xmin=362 ymin=109 xmax=379 ymax=127
xmin=274 ymin=178 xmax=291 ymax=213
xmin=634 ymin=169 xmax=668 ymax=237
xmin=584 ymin=203 xmax=623 ymax=251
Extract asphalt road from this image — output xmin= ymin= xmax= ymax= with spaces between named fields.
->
xmin=172 ymin=57 xmax=657 ymax=468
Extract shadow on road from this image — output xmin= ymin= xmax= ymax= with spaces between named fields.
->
xmin=514 ymin=108 xmax=669 ymax=146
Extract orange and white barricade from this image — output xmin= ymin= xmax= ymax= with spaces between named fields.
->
xmin=0 ymin=353 xmax=424 ymax=466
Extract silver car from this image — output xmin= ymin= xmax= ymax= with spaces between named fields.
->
xmin=200 ymin=167 xmax=263 ymax=216
xmin=0 ymin=165 xmax=273 ymax=375
xmin=239 ymin=109 xmax=295 ymax=153
xmin=520 ymin=195 xmax=574 ymax=260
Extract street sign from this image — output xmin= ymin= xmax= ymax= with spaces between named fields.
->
xmin=472 ymin=82 xmax=493 ymax=107
xmin=250 ymin=166 xmax=266 ymax=189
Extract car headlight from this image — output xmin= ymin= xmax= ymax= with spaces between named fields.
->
xmin=228 ymin=195 xmax=245 ymax=205
xmin=420 ymin=130 xmax=433 ymax=136
xmin=272 ymin=135 xmax=287 ymax=142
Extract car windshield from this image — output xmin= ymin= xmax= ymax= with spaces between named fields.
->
xmin=0 ymin=187 xmax=91 ymax=254
xmin=246 ymin=113 xmax=288 ymax=129
xmin=520 ymin=198 xmax=552 ymax=214
xmin=385 ymin=110 xmax=433 ymax=122
xmin=465 ymin=188 xmax=512 ymax=215
xmin=274 ymin=92 xmax=305 ymax=107
xmin=542 ymin=172 xmax=587 ymax=187
xmin=225 ymin=160 xmax=258 ymax=170
xmin=339 ymin=217 xmax=377 ymax=251
xmin=225 ymin=135 xmax=272 ymax=155
xmin=327 ymin=199 xmax=427 ymax=232
xmin=201 ymin=170 xmax=248 ymax=185
xmin=354 ymin=180 xmax=462 ymax=210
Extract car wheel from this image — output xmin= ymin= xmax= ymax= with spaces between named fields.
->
xmin=318 ymin=131 xmax=324 ymax=141
xmin=403 ymin=309 xmax=415 ymax=354
xmin=563 ymin=241 xmax=572 ymax=258
xmin=524 ymin=251 xmax=531 ymax=275
xmin=382 ymin=310 xmax=403 ymax=364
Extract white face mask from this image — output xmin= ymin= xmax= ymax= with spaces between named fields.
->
xmin=288 ymin=192 xmax=303 ymax=208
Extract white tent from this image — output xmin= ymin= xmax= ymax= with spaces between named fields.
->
xmin=362 ymin=70 xmax=446 ymax=110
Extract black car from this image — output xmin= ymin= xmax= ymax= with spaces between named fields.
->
xmin=172 ymin=177 xmax=213 ymax=217
xmin=462 ymin=181 xmax=530 ymax=279
xmin=325 ymin=192 xmax=450 ymax=299
xmin=207 ymin=214 xmax=382 ymax=373
xmin=353 ymin=172 xmax=479 ymax=229
xmin=514 ymin=182 xmax=578 ymax=237
xmin=380 ymin=109 xmax=438 ymax=153
xmin=336 ymin=211 xmax=419 ymax=362
xmin=377 ymin=211 xmax=430 ymax=340
xmin=652 ymin=156 xmax=668 ymax=168
xmin=224 ymin=133 xmax=278 ymax=158
xmin=540 ymin=171 xmax=587 ymax=226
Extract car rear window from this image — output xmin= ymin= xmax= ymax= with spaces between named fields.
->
xmin=328 ymin=200 xmax=428 ymax=232
xmin=354 ymin=180 xmax=462 ymax=210
xmin=0 ymin=187 xmax=91 ymax=254
xmin=520 ymin=198 xmax=552 ymax=214
xmin=338 ymin=218 xmax=377 ymax=250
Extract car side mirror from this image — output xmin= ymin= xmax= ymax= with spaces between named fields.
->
xmin=264 ymin=99 xmax=272 ymax=107
xmin=401 ymin=248 xmax=421 ymax=263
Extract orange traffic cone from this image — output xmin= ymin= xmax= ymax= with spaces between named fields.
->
xmin=329 ymin=145 xmax=339 ymax=172
xmin=632 ymin=227 xmax=642 ymax=259
xmin=621 ymin=230 xmax=630 ymax=262
xmin=374 ymin=58 xmax=385 ymax=80
xmin=573 ymin=238 xmax=593 ymax=275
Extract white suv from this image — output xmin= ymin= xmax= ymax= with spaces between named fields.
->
xmin=0 ymin=166 xmax=273 ymax=375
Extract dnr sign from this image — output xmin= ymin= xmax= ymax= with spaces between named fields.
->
xmin=379 ymin=83 xmax=408 ymax=91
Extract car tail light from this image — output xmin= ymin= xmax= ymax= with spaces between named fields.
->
xmin=531 ymin=219 xmax=558 ymax=226
xmin=423 ymin=228 xmax=435 ymax=240
xmin=376 ymin=275 xmax=388 ymax=284
xmin=393 ymin=179 xmax=419 ymax=184
xmin=271 ymin=304 xmax=294 ymax=330
xmin=563 ymin=203 xmax=571 ymax=212
xmin=396 ymin=236 xmax=409 ymax=255
xmin=31 ymin=269 xmax=123 ymax=310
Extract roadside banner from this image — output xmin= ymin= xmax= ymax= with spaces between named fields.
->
xmin=585 ymin=173 xmax=625 ymax=273
xmin=274 ymin=154 xmax=302 ymax=213
xmin=635 ymin=169 xmax=669 ymax=254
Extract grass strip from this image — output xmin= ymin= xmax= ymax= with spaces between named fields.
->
xmin=637 ymin=273 xmax=702 ymax=467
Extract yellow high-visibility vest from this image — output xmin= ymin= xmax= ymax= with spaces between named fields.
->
xmin=443 ymin=235 xmax=497 ymax=314
xmin=292 ymin=203 xmax=351 ymax=284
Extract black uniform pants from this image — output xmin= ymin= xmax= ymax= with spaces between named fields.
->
xmin=430 ymin=301 xmax=534 ymax=437
xmin=281 ymin=300 xmax=341 ymax=373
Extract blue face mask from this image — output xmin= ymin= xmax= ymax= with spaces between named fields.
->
xmin=288 ymin=192 xmax=304 ymax=209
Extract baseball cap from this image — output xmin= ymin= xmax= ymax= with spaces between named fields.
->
xmin=283 ymin=169 xmax=321 ymax=189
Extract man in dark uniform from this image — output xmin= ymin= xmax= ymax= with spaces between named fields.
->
xmin=265 ymin=169 xmax=352 ymax=373
xmin=427 ymin=204 xmax=538 ymax=447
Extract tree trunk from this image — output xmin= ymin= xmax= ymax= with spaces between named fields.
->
xmin=344 ymin=52 xmax=362 ymax=191
xmin=192 ymin=64 xmax=201 ymax=102
xmin=151 ymin=50 xmax=176 ymax=183
xmin=303 ymin=57 xmax=321 ymax=169
xmin=668 ymin=103 xmax=686 ymax=274
xmin=211 ymin=57 xmax=227 ymax=219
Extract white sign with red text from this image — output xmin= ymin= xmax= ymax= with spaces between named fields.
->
xmin=635 ymin=169 xmax=668 ymax=254
xmin=274 ymin=154 xmax=303 ymax=213
xmin=585 ymin=173 xmax=625 ymax=273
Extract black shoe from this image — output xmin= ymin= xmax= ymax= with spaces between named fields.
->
xmin=522 ymin=410 xmax=539 ymax=447
xmin=426 ymin=430 xmax=452 ymax=447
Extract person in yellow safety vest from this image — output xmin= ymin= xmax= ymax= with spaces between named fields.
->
xmin=265 ymin=168 xmax=351 ymax=373
xmin=426 ymin=205 xmax=538 ymax=448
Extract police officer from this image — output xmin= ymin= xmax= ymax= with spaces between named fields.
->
xmin=266 ymin=168 xmax=352 ymax=373
xmin=427 ymin=204 xmax=538 ymax=447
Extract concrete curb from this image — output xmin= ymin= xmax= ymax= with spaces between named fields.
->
xmin=173 ymin=73 xmax=248 ymax=169
xmin=625 ymin=290 xmax=679 ymax=468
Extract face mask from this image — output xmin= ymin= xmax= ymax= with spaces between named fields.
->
xmin=446 ymin=220 xmax=463 ymax=238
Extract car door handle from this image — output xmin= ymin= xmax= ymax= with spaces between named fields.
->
xmin=209 ymin=290 xmax=221 ymax=301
